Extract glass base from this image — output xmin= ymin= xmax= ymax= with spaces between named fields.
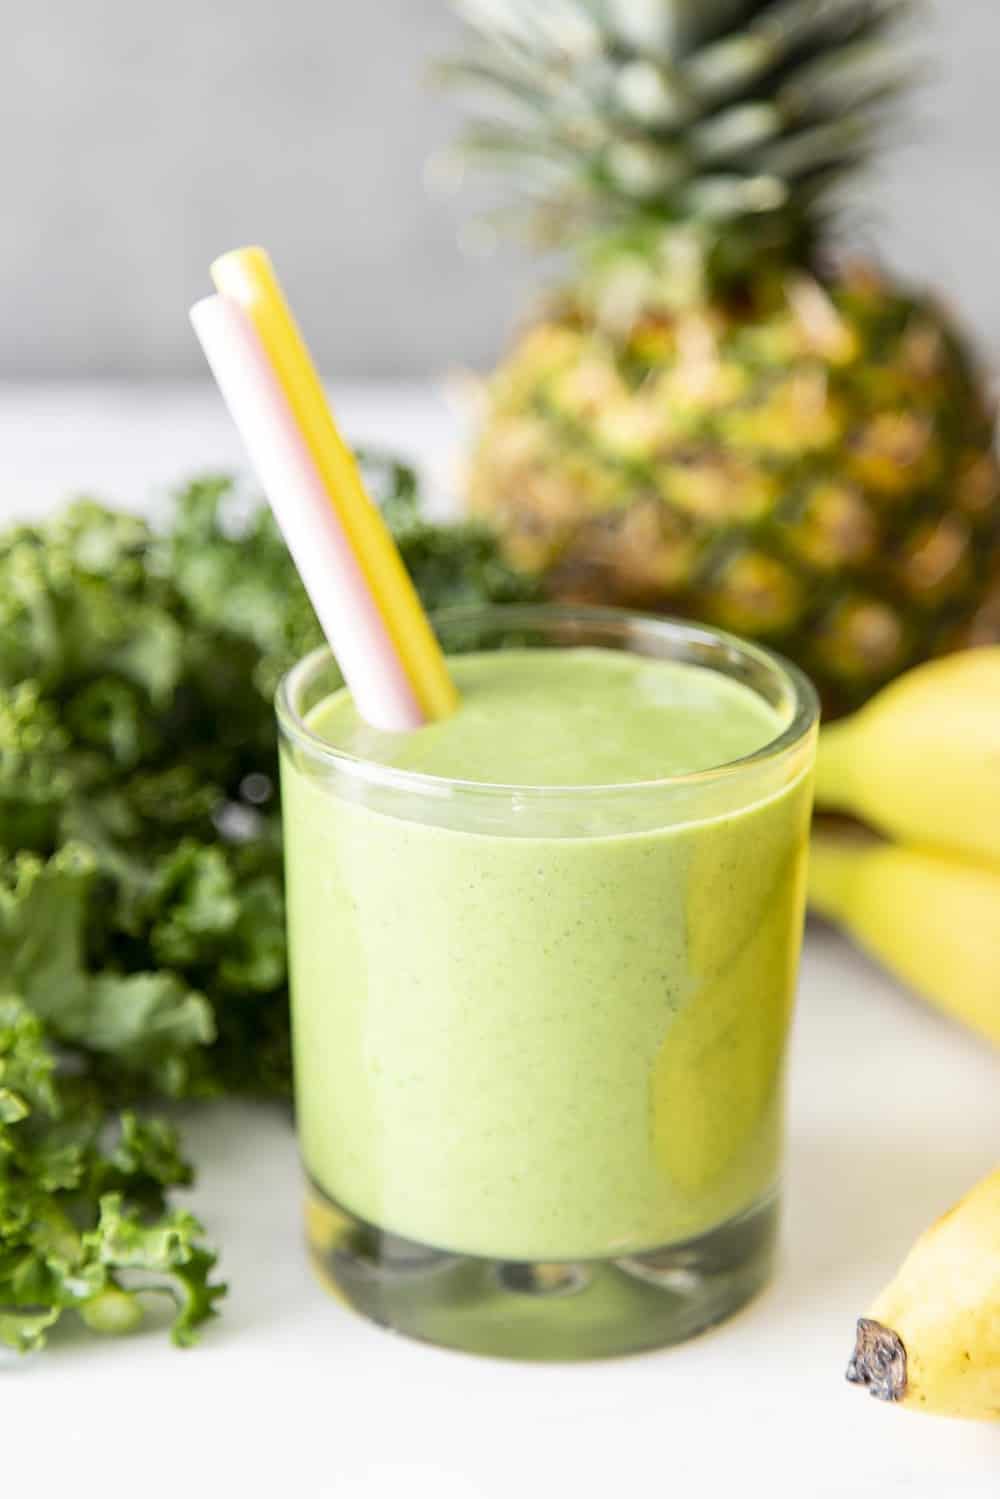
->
xmin=305 ymin=1182 xmax=778 ymax=1361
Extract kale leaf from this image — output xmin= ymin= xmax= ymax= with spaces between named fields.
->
xmin=0 ymin=453 xmax=538 ymax=1350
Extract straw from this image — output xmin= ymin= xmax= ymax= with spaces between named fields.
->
xmin=191 ymin=294 xmax=424 ymax=732
xmin=210 ymin=246 xmax=458 ymax=724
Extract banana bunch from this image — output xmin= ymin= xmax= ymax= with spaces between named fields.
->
xmin=808 ymin=647 xmax=1000 ymax=1045
xmin=812 ymin=651 xmax=1000 ymax=1417
xmin=847 ymin=1168 xmax=1000 ymax=1420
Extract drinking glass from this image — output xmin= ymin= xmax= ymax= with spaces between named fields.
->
xmin=277 ymin=606 xmax=818 ymax=1359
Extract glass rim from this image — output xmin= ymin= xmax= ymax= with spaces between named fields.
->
xmin=275 ymin=604 xmax=819 ymax=802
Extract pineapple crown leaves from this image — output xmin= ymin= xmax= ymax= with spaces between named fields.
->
xmin=438 ymin=0 xmax=918 ymax=267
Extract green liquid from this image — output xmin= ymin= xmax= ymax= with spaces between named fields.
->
xmin=322 ymin=649 xmax=782 ymax=785
xmin=281 ymin=648 xmax=812 ymax=1260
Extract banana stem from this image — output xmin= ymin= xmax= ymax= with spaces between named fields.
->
xmin=846 ymin=1318 xmax=908 ymax=1403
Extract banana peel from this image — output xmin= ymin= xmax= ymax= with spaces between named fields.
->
xmin=847 ymin=1169 xmax=1000 ymax=1419
xmin=815 ymin=647 xmax=1000 ymax=866
xmin=808 ymin=830 xmax=1000 ymax=1047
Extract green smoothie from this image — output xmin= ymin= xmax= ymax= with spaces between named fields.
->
xmin=281 ymin=647 xmax=813 ymax=1261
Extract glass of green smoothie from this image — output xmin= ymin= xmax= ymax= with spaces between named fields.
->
xmin=277 ymin=605 xmax=818 ymax=1360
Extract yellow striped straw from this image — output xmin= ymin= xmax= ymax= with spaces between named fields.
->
xmin=211 ymin=246 xmax=458 ymax=723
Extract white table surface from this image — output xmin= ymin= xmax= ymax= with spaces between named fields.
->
xmin=3 ymin=382 xmax=999 ymax=1498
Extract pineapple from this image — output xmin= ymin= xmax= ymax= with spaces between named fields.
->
xmin=443 ymin=0 xmax=1000 ymax=713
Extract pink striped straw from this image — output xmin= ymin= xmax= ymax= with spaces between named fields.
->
xmin=190 ymin=294 xmax=424 ymax=732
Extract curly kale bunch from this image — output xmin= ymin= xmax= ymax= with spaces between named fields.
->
xmin=0 ymin=456 xmax=538 ymax=1351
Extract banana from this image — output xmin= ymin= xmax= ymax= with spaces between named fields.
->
xmin=846 ymin=1168 xmax=1000 ymax=1419
xmin=814 ymin=647 xmax=1000 ymax=865
xmin=807 ymin=831 xmax=1000 ymax=1046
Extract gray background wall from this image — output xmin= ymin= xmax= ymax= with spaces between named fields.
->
xmin=2 ymin=0 xmax=997 ymax=378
